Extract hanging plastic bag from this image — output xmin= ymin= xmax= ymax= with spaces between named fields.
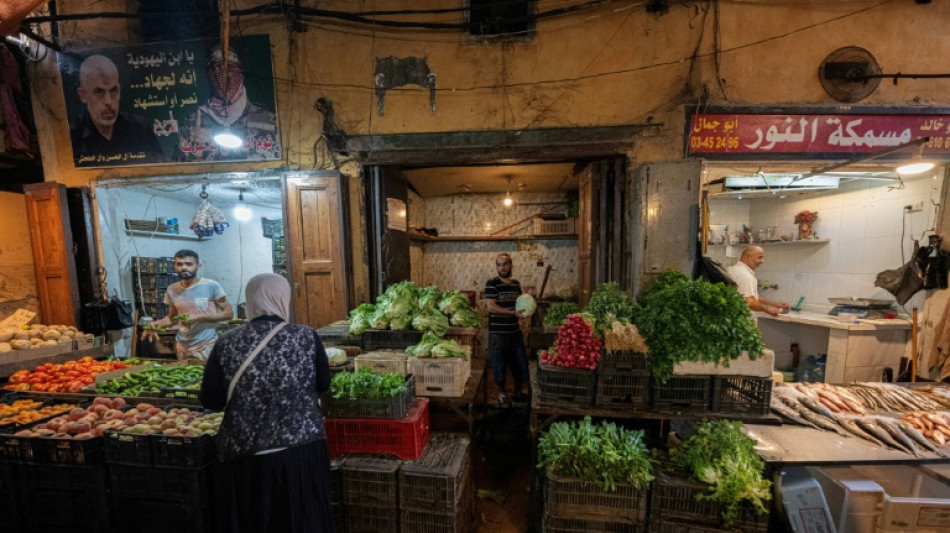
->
xmin=875 ymin=240 xmax=924 ymax=305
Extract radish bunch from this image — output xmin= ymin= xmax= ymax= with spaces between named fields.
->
xmin=539 ymin=314 xmax=602 ymax=370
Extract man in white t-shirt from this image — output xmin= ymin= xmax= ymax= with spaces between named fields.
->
xmin=726 ymin=245 xmax=789 ymax=317
xmin=141 ymin=249 xmax=233 ymax=360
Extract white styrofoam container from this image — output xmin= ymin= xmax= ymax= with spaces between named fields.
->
xmin=673 ymin=348 xmax=774 ymax=378
xmin=810 ymin=465 xmax=886 ymax=533
xmin=780 ymin=466 xmax=836 ymax=533
xmin=878 ymin=496 xmax=950 ymax=532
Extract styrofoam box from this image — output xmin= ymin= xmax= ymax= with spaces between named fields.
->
xmin=780 ymin=466 xmax=836 ymax=533
xmin=673 ymin=348 xmax=774 ymax=378
xmin=835 ymin=464 xmax=950 ymax=533
xmin=809 ymin=465 xmax=885 ymax=533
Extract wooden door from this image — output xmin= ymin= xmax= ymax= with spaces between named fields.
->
xmin=577 ymin=166 xmax=595 ymax=308
xmin=24 ymin=183 xmax=80 ymax=326
xmin=286 ymin=174 xmax=348 ymax=328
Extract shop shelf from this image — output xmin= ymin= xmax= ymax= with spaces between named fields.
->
xmin=326 ymin=398 xmax=430 ymax=460
xmin=595 ymin=373 xmax=650 ymax=410
xmin=408 ymin=356 xmax=471 ymax=397
xmin=103 ymin=430 xmax=153 ymax=466
xmin=354 ymin=350 xmax=410 ymax=375
xmin=597 ymin=350 xmax=649 ymax=375
xmin=543 ymin=469 xmax=648 ymax=524
xmin=651 ymin=376 xmax=712 ymax=414
xmin=360 ymin=329 xmax=425 ymax=351
xmin=649 ymin=470 xmax=768 ymax=533
xmin=342 ymin=454 xmax=401 ymax=508
xmin=345 ymin=503 xmax=399 ymax=533
xmin=542 ymin=513 xmax=642 ymax=533
xmin=324 ymin=374 xmax=415 ymax=419
xmin=711 ymin=376 xmax=772 ymax=416
xmin=537 ymin=364 xmax=596 ymax=408
xmin=400 ymin=433 xmax=471 ymax=513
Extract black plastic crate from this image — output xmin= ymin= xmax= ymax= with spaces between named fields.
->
xmin=648 ymin=517 xmax=737 ymax=533
xmin=537 ymin=364 xmax=596 ymax=408
xmin=17 ymin=463 xmax=110 ymax=533
xmin=0 ymin=462 xmax=20 ymax=533
xmin=330 ymin=456 xmax=345 ymax=504
xmin=317 ymin=323 xmax=362 ymax=346
xmin=0 ymin=434 xmax=39 ymax=464
xmin=543 ymin=513 xmax=642 ymax=533
xmin=711 ymin=376 xmax=772 ymax=416
xmin=360 ymin=329 xmax=424 ymax=351
xmin=332 ymin=501 xmax=345 ymax=533
xmin=400 ymin=480 xmax=473 ymax=533
xmin=104 ymin=430 xmax=153 ymax=466
xmin=35 ymin=435 xmax=104 ymax=465
xmin=153 ymin=433 xmax=215 ymax=469
xmin=400 ymin=434 xmax=471 ymax=513
xmin=595 ymin=373 xmax=650 ymax=410
xmin=597 ymin=350 xmax=649 ymax=375
xmin=325 ymin=374 xmax=416 ymax=419
xmin=342 ymin=454 xmax=401 ymax=508
xmin=108 ymin=463 xmax=212 ymax=502
xmin=345 ymin=504 xmax=399 ymax=533
xmin=651 ymin=377 xmax=712 ymax=414
xmin=112 ymin=495 xmax=212 ymax=533
xmin=543 ymin=469 xmax=647 ymax=524
xmin=649 ymin=470 xmax=768 ymax=533
xmin=329 ymin=359 xmax=355 ymax=377
xmin=158 ymin=383 xmax=202 ymax=402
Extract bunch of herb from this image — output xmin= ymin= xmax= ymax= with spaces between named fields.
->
xmin=330 ymin=368 xmax=407 ymax=400
xmin=543 ymin=302 xmax=580 ymax=327
xmin=637 ymin=277 xmax=763 ymax=382
xmin=670 ymin=420 xmax=771 ymax=527
xmin=640 ymin=269 xmax=689 ymax=300
xmin=537 ymin=416 xmax=653 ymax=492
xmin=584 ymin=283 xmax=639 ymax=337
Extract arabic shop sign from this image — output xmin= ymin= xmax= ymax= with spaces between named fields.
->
xmin=687 ymin=113 xmax=950 ymax=159
xmin=57 ymin=34 xmax=280 ymax=168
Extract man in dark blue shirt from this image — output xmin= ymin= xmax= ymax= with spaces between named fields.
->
xmin=485 ymin=253 xmax=529 ymax=407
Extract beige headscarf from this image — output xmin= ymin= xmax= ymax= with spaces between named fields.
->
xmin=245 ymin=273 xmax=291 ymax=321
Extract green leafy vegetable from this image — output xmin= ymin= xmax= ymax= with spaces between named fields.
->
xmin=637 ymin=277 xmax=763 ymax=382
xmin=417 ymin=286 xmax=442 ymax=311
xmin=543 ymin=302 xmax=579 ymax=327
xmin=670 ymin=420 xmax=772 ymax=526
xmin=437 ymin=290 xmax=470 ymax=315
xmin=584 ymin=283 xmax=639 ymax=337
xmin=405 ymin=332 xmax=469 ymax=360
xmin=450 ymin=307 xmax=480 ymax=327
xmin=330 ymin=368 xmax=407 ymax=399
xmin=537 ymin=416 xmax=653 ymax=492
xmin=348 ymin=303 xmax=376 ymax=335
xmin=411 ymin=308 xmax=450 ymax=336
xmin=641 ymin=269 xmax=690 ymax=300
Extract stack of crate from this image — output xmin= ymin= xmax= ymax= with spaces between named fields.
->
xmin=330 ymin=456 xmax=346 ymax=532
xmin=648 ymin=469 xmax=769 ymax=532
xmin=343 ymin=455 xmax=401 ymax=533
xmin=542 ymin=467 xmax=648 ymax=533
xmin=399 ymin=434 xmax=473 ymax=533
xmin=596 ymin=349 xmax=650 ymax=411
xmin=131 ymin=256 xmax=177 ymax=319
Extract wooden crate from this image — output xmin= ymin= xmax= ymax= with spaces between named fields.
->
xmin=355 ymin=350 xmax=409 ymax=375
xmin=408 ymin=356 xmax=471 ymax=397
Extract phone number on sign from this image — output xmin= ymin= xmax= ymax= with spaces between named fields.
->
xmin=689 ymin=135 xmax=741 ymax=151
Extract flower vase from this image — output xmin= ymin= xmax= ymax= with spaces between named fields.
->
xmin=798 ymin=223 xmax=812 ymax=240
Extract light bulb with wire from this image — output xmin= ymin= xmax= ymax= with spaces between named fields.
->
xmin=503 ymin=192 xmax=513 ymax=207
xmin=897 ymin=145 xmax=935 ymax=175
xmin=233 ymin=190 xmax=253 ymax=222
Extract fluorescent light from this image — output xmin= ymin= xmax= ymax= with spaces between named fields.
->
xmin=896 ymin=161 xmax=934 ymax=175
xmin=214 ymin=131 xmax=243 ymax=149
xmin=233 ymin=205 xmax=253 ymax=221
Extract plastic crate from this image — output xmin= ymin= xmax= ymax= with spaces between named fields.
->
xmin=16 ymin=463 xmax=110 ymax=533
xmin=152 ymin=433 xmax=215 ymax=469
xmin=650 ymin=376 xmax=712 ymax=414
xmin=329 ymin=358 xmax=356 ymax=377
xmin=400 ymin=479 xmax=473 ymax=533
xmin=711 ymin=376 xmax=772 ymax=416
xmin=597 ymin=350 xmax=648 ymax=375
xmin=158 ymin=382 xmax=202 ymax=402
xmin=331 ymin=502 xmax=345 ymax=533
xmin=543 ymin=469 xmax=648 ymax=524
xmin=317 ymin=322 xmax=362 ymax=346
xmin=326 ymin=398 xmax=430 ymax=460
xmin=533 ymin=217 xmax=576 ymax=235
xmin=408 ymin=357 xmax=471 ymax=397
xmin=330 ymin=456 xmax=345 ymax=504
xmin=361 ymin=329 xmax=425 ymax=351
xmin=537 ymin=364 xmax=596 ymax=408
xmin=543 ymin=513 xmax=642 ymax=533
xmin=325 ymin=374 xmax=416 ymax=419
xmin=648 ymin=517 xmax=739 ymax=533
xmin=104 ymin=430 xmax=153 ymax=466
xmin=108 ymin=463 xmax=212 ymax=501
xmin=0 ymin=434 xmax=39 ymax=464
xmin=346 ymin=504 xmax=399 ymax=533
xmin=649 ymin=470 xmax=768 ymax=532
xmin=400 ymin=434 xmax=471 ymax=513
xmin=0 ymin=462 xmax=19 ymax=533
xmin=35 ymin=435 xmax=105 ymax=465
xmin=342 ymin=454 xmax=401 ymax=507
xmin=355 ymin=350 xmax=410 ymax=375
xmin=595 ymin=373 xmax=650 ymax=410
xmin=112 ymin=495 xmax=212 ymax=533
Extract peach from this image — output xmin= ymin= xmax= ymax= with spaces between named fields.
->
xmin=110 ymin=397 xmax=126 ymax=410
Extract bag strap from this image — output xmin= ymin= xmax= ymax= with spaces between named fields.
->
xmin=227 ymin=323 xmax=287 ymax=403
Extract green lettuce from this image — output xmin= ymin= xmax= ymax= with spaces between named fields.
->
xmin=348 ymin=303 xmax=376 ymax=335
xmin=412 ymin=308 xmax=450 ymax=336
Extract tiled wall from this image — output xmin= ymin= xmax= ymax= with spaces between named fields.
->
xmin=708 ymin=173 xmax=943 ymax=312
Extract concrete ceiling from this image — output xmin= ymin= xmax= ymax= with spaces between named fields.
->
xmin=403 ymin=162 xmax=579 ymax=198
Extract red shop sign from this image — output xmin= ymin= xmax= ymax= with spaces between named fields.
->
xmin=687 ymin=113 xmax=950 ymax=158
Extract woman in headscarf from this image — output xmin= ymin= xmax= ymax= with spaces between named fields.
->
xmin=201 ymin=273 xmax=333 ymax=533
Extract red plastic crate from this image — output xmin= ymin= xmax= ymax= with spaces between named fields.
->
xmin=326 ymin=397 xmax=430 ymax=460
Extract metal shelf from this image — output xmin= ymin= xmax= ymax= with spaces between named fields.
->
xmin=410 ymin=233 xmax=577 ymax=243
xmin=125 ymin=229 xmax=202 ymax=241
xmin=708 ymin=239 xmax=829 ymax=248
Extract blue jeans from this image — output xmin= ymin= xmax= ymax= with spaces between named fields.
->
xmin=489 ymin=332 xmax=529 ymax=390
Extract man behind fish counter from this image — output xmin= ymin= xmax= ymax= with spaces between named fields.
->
xmin=727 ymin=245 xmax=790 ymax=317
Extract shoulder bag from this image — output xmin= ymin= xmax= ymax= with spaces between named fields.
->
xmin=227 ymin=323 xmax=287 ymax=404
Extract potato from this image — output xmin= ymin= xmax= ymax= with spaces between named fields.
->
xmin=43 ymin=330 xmax=61 ymax=341
xmin=10 ymin=339 xmax=31 ymax=350
xmin=43 ymin=339 xmax=57 ymax=346
xmin=0 ymin=328 xmax=14 ymax=342
xmin=30 ymin=338 xmax=43 ymax=345
xmin=13 ymin=331 xmax=28 ymax=340
xmin=0 ymin=342 xmax=11 ymax=352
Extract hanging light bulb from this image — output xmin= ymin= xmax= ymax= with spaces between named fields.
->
xmin=502 ymin=175 xmax=514 ymax=207
xmin=897 ymin=145 xmax=935 ymax=175
xmin=233 ymin=189 xmax=253 ymax=222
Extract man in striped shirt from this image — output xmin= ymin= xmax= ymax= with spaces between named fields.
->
xmin=485 ymin=253 xmax=529 ymax=407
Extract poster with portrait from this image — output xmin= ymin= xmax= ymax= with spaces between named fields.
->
xmin=57 ymin=34 xmax=280 ymax=168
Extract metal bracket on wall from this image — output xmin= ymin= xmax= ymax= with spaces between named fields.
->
xmin=374 ymin=56 xmax=437 ymax=116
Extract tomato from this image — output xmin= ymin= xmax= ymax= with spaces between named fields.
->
xmin=79 ymin=356 xmax=94 ymax=363
xmin=5 ymin=383 xmax=30 ymax=391
xmin=66 ymin=381 xmax=85 ymax=393
xmin=8 ymin=370 xmax=29 ymax=384
xmin=31 ymin=383 xmax=51 ymax=392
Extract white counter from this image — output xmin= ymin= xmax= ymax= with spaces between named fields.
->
xmin=756 ymin=311 xmax=912 ymax=383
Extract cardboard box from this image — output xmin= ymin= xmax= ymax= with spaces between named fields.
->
xmin=674 ymin=348 xmax=774 ymax=378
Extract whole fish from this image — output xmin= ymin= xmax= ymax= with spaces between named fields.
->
xmin=876 ymin=418 xmax=921 ymax=456
xmin=771 ymin=401 xmax=812 ymax=427
xmin=799 ymin=396 xmax=836 ymax=418
xmin=896 ymin=421 xmax=946 ymax=457
xmin=800 ymin=409 xmax=849 ymax=437
xmin=856 ymin=418 xmax=908 ymax=454
xmin=838 ymin=417 xmax=887 ymax=449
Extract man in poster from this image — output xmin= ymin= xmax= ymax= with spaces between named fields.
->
xmin=69 ymin=54 xmax=165 ymax=165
